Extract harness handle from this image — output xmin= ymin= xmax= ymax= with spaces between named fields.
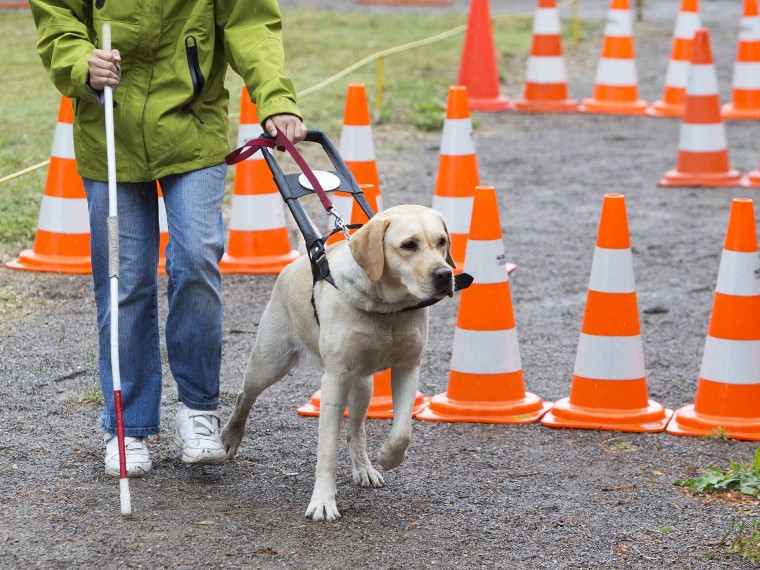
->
xmin=225 ymin=127 xmax=334 ymax=213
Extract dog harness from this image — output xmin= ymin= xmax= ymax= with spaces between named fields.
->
xmin=225 ymin=128 xmax=472 ymax=327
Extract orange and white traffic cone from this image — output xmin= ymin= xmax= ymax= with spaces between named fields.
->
xmin=647 ymin=0 xmax=702 ymax=117
xmin=432 ymin=86 xmax=479 ymax=272
xmin=219 ymin=88 xmax=298 ymax=274
xmin=340 ymin=84 xmax=382 ymax=199
xmin=511 ymin=0 xmax=579 ymax=113
xmin=326 ymin=84 xmax=384 ymax=243
xmin=658 ymin=29 xmax=743 ymax=187
xmin=580 ymin=0 xmax=648 ymax=115
xmin=542 ymin=194 xmax=672 ymax=432
xmin=457 ymin=0 xmax=509 ymax=111
xmin=667 ymin=198 xmax=760 ymax=440
xmin=6 ymin=97 xmax=91 ymax=274
xmin=722 ymin=0 xmax=760 ymax=120
xmin=157 ymin=183 xmax=169 ymax=275
xmin=416 ymin=186 xmax=550 ymax=424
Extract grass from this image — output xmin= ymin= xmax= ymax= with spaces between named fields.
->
xmin=78 ymin=377 xmax=104 ymax=406
xmin=0 ymin=12 xmax=60 ymax=252
xmin=722 ymin=520 xmax=760 ymax=567
xmin=0 ymin=8 xmax=594 ymax=252
xmin=228 ymin=10 xmax=537 ymax=137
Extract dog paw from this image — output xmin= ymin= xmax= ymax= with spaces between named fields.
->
xmin=220 ymin=426 xmax=241 ymax=459
xmin=305 ymin=498 xmax=341 ymax=522
xmin=377 ymin=443 xmax=406 ymax=472
xmin=352 ymin=464 xmax=384 ymax=488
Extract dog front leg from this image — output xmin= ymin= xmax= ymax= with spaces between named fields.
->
xmin=377 ymin=365 xmax=419 ymax=471
xmin=347 ymin=375 xmax=384 ymax=488
xmin=305 ymin=370 xmax=349 ymax=522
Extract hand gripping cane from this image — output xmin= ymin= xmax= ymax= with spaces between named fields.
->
xmin=102 ymin=23 xmax=132 ymax=517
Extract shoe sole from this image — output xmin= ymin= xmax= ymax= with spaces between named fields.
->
xmin=104 ymin=465 xmax=151 ymax=478
xmin=174 ymin=433 xmax=227 ymax=465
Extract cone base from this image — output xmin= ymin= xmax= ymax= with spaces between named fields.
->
xmin=541 ymin=397 xmax=673 ymax=433
xmin=721 ymin=103 xmax=760 ymax=121
xmin=468 ymin=95 xmax=510 ymax=112
xmin=414 ymin=392 xmax=551 ymax=424
xmin=511 ymin=98 xmax=579 ymax=114
xmin=666 ymin=405 xmax=760 ymax=441
xmin=580 ymin=98 xmax=648 ymax=116
xmin=5 ymin=250 xmax=91 ymax=275
xmin=740 ymin=172 xmax=760 ymax=188
xmin=657 ymin=169 xmax=743 ymax=188
xmin=645 ymin=100 xmax=684 ymax=118
xmin=219 ymin=250 xmax=299 ymax=275
xmin=297 ymin=390 xmax=428 ymax=419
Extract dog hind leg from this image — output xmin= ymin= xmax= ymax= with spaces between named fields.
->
xmin=221 ymin=328 xmax=297 ymax=459
xmin=347 ymin=375 xmax=384 ymax=488
xmin=377 ymin=365 xmax=419 ymax=471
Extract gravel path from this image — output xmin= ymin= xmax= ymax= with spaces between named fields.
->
xmin=2 ymin=1 xmax=759 ymax=568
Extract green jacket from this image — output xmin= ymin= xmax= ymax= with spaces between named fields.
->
xmin=30 ymin=0 xmax=301 ymax=181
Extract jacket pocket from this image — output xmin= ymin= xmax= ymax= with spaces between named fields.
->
xmin=184 ymin=35 xmax=206 ymax=123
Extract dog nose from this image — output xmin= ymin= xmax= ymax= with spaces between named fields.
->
xmin=433 ymin=267 xmax=453 ymax=288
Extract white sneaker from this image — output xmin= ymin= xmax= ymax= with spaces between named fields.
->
xmin=174 ymin=404 xmax=227 ymax=465
xmin=104 ymin=434 xmax=152 ymax=477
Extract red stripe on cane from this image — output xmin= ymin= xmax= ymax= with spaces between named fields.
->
xmin=114 ymin=390 xmax=127 ymax=479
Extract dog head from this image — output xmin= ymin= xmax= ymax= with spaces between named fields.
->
xmin=349 ymin=204 xmax=456 ymax=304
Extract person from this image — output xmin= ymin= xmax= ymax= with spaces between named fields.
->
xmin=29 ymin=0 xmax=306 ymax=477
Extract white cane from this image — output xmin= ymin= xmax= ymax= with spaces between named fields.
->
xmin=102 ymin=22 xmax=132 ymax=517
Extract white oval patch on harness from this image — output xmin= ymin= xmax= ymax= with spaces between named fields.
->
xmin=298 ymin=170 xmax=341 ymax=191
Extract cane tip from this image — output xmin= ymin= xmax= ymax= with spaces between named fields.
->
xmin=120 ymin=479 xmax=132 ymax=517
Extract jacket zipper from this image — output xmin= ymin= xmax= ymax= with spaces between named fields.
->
xmin=184 ymin=35 xmax=206 ymax=124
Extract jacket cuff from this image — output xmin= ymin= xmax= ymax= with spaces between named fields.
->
xmin=253 ymin=73 xmax=301 ymax=121
xmin=81 ymin=63 xmax=122 ymax=106
xmin=257 ymin=97 xmax=302 ymax=128
xmin=71 ymin=55 xmax=96 ymax=101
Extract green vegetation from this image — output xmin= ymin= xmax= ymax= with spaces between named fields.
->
xmin=677 ymin=451 xmax=760 ymax=565
xmin=674 ymin=449 xmax=760 ymax=497
xmin=78 ymin=377 xmax=104 ymax=406
xmin=722 ymin=520 xmax=760 ymax=567
xmin=704 ymin=426 xmax=730 ymax=442
xmin=0 ymin=13 xmax=60 ymax=251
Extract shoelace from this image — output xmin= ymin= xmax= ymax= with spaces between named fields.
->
xmin=187 ymin=412 xmax=219 ymax=441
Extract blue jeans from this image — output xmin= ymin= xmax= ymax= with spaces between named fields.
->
xmin=84 ymin=164 xmax=227 ymax=436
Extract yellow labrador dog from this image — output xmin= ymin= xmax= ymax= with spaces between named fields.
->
xmin=221 ymin=204 xmax=455 ymax=521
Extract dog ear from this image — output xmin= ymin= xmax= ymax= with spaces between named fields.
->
xmin=350 ymin=217 xmax=391 ymax=282
xmin=439 ymin=214 xmax=456 ymax=269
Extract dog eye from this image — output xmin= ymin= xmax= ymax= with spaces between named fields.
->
xmin=437 ymin=237 xmax=447 ymax=248
xmin=401 ymin=240 xmax=418 ymax=251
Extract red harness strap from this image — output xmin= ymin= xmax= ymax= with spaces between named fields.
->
xmin=225 ymin=127 xmax=335 ymax=214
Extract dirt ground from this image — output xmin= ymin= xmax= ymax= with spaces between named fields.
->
xmin=2 ymin=1 xmax=760 ymax=568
